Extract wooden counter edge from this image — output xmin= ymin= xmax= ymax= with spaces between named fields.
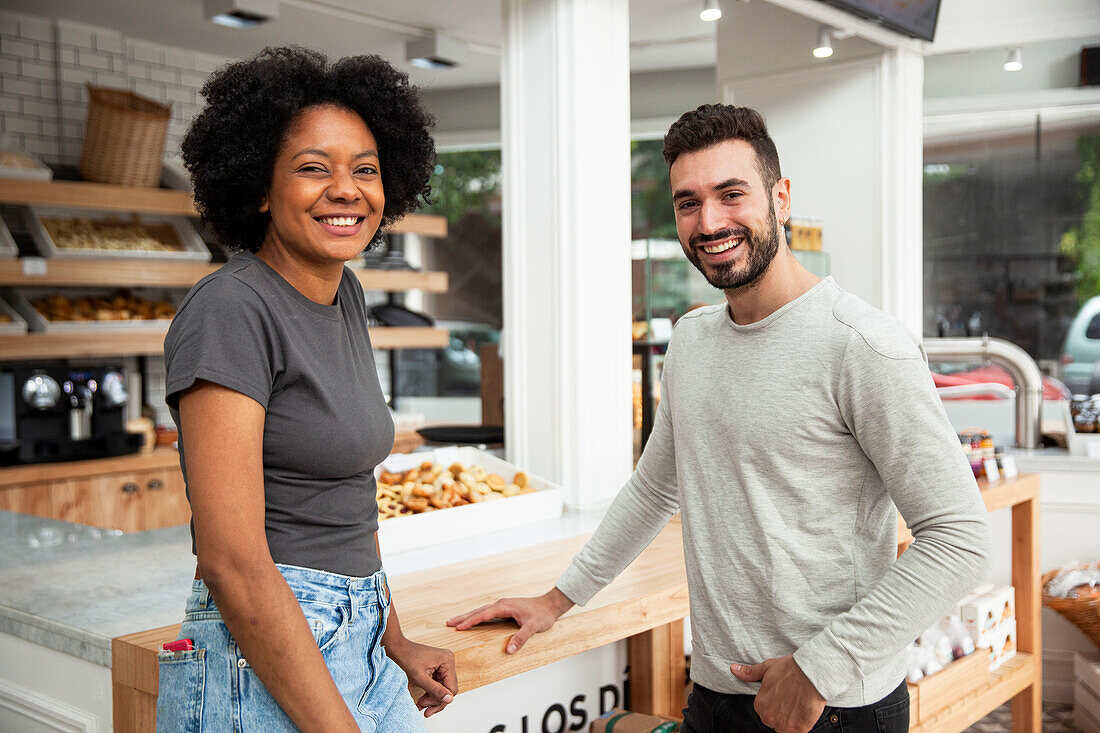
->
xmin=0 ymin=448 xmax=180 ymax=487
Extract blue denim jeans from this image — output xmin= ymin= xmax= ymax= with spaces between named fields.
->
xmin=156 ymin=564 xmax=425 ymax=732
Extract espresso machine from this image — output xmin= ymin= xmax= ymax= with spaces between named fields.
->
xmin=0 ymin=362 xmax=144 ymax=465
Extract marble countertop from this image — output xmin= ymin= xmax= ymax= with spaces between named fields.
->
xmin=0 ymin=508 xmax=605 ymax=669
xmin=1008 ymin=447 xmax=1100 ymax=473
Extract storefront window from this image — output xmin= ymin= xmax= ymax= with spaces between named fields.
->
xmin=923 ymin=119 xmax=1100 ymax=390
xmin=387 ymin=149 xmax=502 ymax=407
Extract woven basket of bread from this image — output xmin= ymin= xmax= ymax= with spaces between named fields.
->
xmin=1041 ymin=562 xmax=1100 ymax=652
xmin=80 ymin=85 xmax=170 ymax=188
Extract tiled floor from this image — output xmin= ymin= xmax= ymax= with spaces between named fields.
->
xmin=963 ymin=702 xmax=1078 ymax=732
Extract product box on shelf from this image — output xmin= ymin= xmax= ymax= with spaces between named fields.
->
xmin=0 ymin=295 xmax=28 ymax=335
xmin=907 ymin=649 xmax=990 ymax=727
xmin=8 ymin=287 xmax=179 ymax=333
xmin=375 ymin=446 xmax=564 ymax=554
xmin=590 ymin=710 xmax=680 ymax=733
xmin=990 ymin=619 xmax=1017 ymax=670
xmin=961 ymin=591 xmax=1003 ymax=649
xmin=24 ymin=205 xmax=210 ymax=262
xmin=1064 ymin=401 xmax=1100 ymax=458
xmin=1076 ymin=654 xmax=1100 ymax=733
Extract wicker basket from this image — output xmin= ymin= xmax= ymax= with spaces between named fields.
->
xmin=80 ymin=86 xmax=171 ymax=188
xmin=1042 ymin=562 xmax=1100 ymax=652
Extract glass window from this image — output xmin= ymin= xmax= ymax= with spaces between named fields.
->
xmin=923 ymin=119 xmax=1100 ymax=385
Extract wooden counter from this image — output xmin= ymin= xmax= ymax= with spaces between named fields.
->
xmin=112 ymin=518 xmax=690 ymax=731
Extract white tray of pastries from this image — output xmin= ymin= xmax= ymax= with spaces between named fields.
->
xmin=0 ymin=136 xmax=52 ymax=181
xmin=25 ymin=206 xmax=210 ymax=262
xmin=375 ymin=446 xmax=564 ymax=554
xmin=0 ymin=295 xmax=28 ymax=335
xmin=9 ymin=287 xmax=178 ymax=333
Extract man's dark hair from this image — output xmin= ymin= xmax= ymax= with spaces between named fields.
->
xmin=182 ymin=46 xmax=435 ymax=252
xmin=663 ymin=104 xmax=782 ymax=188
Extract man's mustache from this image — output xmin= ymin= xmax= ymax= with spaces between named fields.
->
xmin=690 ymin=227 xmax=751 ymax=248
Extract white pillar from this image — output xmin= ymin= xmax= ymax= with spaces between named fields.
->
xmin=876 ymin=48 xmax=924 ymax=335
xmin=500 ymin=0 xmax=633 ymax=509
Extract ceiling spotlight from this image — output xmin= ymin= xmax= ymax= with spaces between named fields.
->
xmin=406 ymin=32 xmax=467 ymax=69
xmin=813 ymin=26 xmax=833 ymax=58
xmin=203 ymin=0 xmax=278 ymax=27
xmin=1003 ymin=48 xmax=1022 ymax=72
xmin=700 ymin=0 xmax=722 ymax=22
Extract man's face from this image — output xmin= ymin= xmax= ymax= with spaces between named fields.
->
xmin=669 ymin=139 xmax=785 ymax=291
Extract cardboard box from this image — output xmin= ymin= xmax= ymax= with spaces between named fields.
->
xmin=961 ymin=592 xmax=1001 ymax=649
xmin=590 ymin=710 xmax=680 ymax=732
xmin=989 ymin=620 xmax=1016 ymax=670
xmin=1078 ymin=655 xmax=1100 ymax=733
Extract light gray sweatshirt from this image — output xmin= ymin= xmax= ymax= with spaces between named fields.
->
xmin=556 ymin=277 xmax=992 ymax=707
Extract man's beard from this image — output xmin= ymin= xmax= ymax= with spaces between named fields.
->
xmin=684 ymin=202 xmax=781 ymax=292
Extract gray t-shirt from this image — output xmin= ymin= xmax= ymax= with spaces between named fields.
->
xmin=164 ymin=251 xmax=393 ymax=577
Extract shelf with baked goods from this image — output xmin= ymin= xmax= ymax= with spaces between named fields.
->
xmin=897 ymin=472 xmax=1042 ymax=732
xmin=0 ymin=325 xmax=449 ymax=360
xmin=0 ymin=177 xmax=448 ymax=237
xmin=0 ymin=258 xmax=449 ymax=292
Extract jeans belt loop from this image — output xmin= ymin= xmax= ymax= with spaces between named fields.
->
xmin=347 ymin=578 xmax=358 ymax=626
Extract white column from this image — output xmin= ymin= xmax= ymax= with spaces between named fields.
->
xmin=876 ymin=47 xmax=924 ymax=335
xmin=500 ymin=0 xmax=633 ymax=509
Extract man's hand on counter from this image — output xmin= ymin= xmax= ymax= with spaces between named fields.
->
xmin=446 ymin=587 xmax=575 ymax=654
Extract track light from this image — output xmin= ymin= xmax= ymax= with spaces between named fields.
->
xmin=1003 ymin=48 xmax=1022 ymax=72
xmin=700 ymin=0 xmax=722 ymax=22
xmin=406 ymin=33 xmax=466 ymax=69
xmin=813 ymin=26 xmax=833 ymax=58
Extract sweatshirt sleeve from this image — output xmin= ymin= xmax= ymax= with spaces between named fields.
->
xmin=555 ymin=368 xmax=681 ymax=605
xmin=792 ymin=330 xmax=992 ymax=701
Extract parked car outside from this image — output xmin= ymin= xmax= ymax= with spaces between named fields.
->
xmin=1061 ymin=295 xmax=1100 ymax=396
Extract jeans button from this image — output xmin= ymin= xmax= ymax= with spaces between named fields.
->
xmin=830 ymin=714 xmax=839 ymax=724
xmin=237 ymin=657 xmax=247 ymax=668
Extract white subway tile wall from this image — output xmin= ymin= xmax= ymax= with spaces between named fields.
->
xmin=0 ymin=10 xmax=227 ymax=167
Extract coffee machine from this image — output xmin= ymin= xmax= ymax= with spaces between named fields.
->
xmin=0 ymin=362 xmax=144 ymax=465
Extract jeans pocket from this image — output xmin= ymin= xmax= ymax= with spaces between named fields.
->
xmin=156 ymin=648 xmax=206 ymax=733
xmin=301 ymin=601 xmax=348 ymax=656
xmin=874 ymin=695 xmax=910 ymax=733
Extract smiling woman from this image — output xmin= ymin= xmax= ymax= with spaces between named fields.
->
xmin=157 ymin=47 xmax=454 ymax=733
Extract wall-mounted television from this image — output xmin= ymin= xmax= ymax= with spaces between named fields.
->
xmin=816 ymin=0 xmax=942 ymax=42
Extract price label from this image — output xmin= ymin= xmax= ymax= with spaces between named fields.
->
xmin=21 ymin=257 xmax=47 ymax=276
xmin=983 ymin=458 xmax=1001 ymax=483
xmin=1000 ymin=456 xmax=1018 ymax=480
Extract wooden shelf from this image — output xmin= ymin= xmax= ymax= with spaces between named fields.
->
xmin=0 ymin=178 xmax=449 ymax=237
xmin=0 ymin=447 xmax=180 ymax=487
xmin=0 ymin=258 xmax=449 ymax=293
xmin=910 ymin=653 xmax=1037 ymax=732
xmin=0 ymin=326 xmax=448 ymax=360
xmin=898 ymin=472 xmax=1042 ymax=731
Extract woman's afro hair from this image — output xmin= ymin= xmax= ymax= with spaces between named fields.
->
xmin=181 ymin=46 xmax=435 ymax=252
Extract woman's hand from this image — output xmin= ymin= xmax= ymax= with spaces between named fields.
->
xmin=385 ymin=637 xmax=458 ymax=717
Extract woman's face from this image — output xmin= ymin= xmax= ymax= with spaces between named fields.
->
xmin=260 ymin=105 xmax=384 ymax=264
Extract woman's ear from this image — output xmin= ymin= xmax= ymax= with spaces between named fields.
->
xmin=259 ymin=198 xmax=269 ymax=214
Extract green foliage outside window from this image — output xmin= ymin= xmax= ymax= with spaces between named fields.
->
xmin=1060 ymin=135 xmax=1100 ymax=304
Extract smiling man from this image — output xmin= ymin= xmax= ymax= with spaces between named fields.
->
xmin=449 ymin=105 xmax=992 ymax=733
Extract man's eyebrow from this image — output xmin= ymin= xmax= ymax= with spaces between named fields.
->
xmin=714 ymin=177 xmax=750 ymax=190
xmin=291 ymin=149 xmax=378 ymax=159
xmin=672 ymin=177 xmax=752 ymax=201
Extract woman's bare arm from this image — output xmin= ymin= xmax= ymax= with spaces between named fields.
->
xmin=180 ymin=381 xmax=358 ymax=733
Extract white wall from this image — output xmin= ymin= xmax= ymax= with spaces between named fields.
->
xmin=722 ymin=60 xmax=883 ymax=309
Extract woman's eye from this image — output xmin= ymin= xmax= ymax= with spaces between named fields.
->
xmin=356 ymin=166 xmax=379 ymax=176
xmin=299 ymin=165 xmax=326 ymax=173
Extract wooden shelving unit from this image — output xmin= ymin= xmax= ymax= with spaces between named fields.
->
xmin=899 ymin=473 xmax=1042 ymax=732
xmin=0 ymin=258 xmax=449 ymax=293
xmin=0 ymin=326 xmax=448 ymax=360
xmin=0 ymin=178 xmax=448 ymax=236
xmin=0 ymin=178 xmax=452 ymax=355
